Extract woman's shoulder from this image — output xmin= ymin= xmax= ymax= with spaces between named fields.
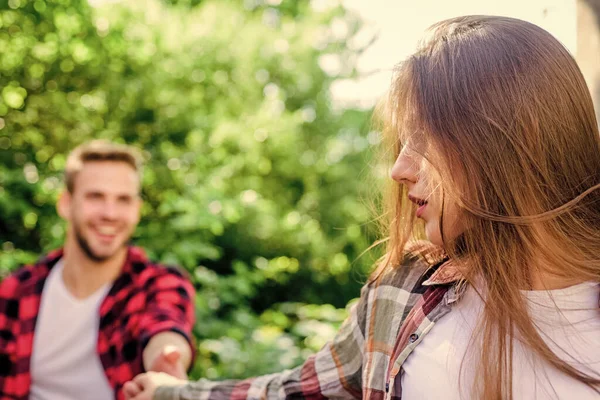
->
xmin=371 ymin=240 xmax=449 ymax=291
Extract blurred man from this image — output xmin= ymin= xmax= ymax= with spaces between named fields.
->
xmin=0 ymin=140 xmax=196 ymax=400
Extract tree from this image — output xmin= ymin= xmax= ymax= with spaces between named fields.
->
xmin=0 ymin=0 xmax=379 ymax=377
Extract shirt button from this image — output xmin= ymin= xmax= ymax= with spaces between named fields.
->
xmin=409 ymin=333 xmax=419 ymax=343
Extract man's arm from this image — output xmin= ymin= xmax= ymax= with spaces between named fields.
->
xmin=137 ymin=267 xmax=196 ymax=379
xmin=143 ymin=331 xmax=192 ymax=379
xmin=0 ymin=267 xmax=34 ymax=400
xmin=0 ymin=274 xmax=18 ymax=399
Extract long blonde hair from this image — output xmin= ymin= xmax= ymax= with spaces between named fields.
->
xmin=378 ymin=15 xmax=600 ymax=399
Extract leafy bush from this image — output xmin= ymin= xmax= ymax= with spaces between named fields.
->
xmin=0 ymin=0 xmax=380 ymax=378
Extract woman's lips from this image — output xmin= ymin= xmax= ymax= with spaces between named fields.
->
xmin=416 ymin=203 xmax=427 ymax=218
xmin=408 ymin=194 xmax=428 ymax=218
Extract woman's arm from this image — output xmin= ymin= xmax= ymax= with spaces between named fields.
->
xmin=125 ymin=283 xmax=372 ymax=400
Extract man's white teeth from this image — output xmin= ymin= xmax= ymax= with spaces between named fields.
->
xmin=98 ymin=226 xmax=116 ymax=235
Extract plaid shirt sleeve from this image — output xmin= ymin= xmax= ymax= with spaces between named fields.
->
xmin=136 ymin=266 xmax=197 ymax=368
xmin=0 ymin=273 xmax=21 ymax=399
xmin=102 ymin=259 xmax=198 ymax=399
xmin=0 ymin=264 xmax=42 ymax=400
xmin=154 ymin=284 xmax=373 ymax=400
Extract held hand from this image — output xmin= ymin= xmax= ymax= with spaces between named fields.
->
xmin=123 ymin=372 xmax=186 ymax=400
xmin=148 ymin=345 xmax=187 ymax=380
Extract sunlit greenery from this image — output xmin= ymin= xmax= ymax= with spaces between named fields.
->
xmin=0 ymin=0 xmax=381 ymax=378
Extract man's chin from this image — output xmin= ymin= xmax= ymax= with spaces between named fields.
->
xmin=84 ymin=244 xmax=128 ymax=263
xmin=73 ymin=225 xmax=130 ymax=263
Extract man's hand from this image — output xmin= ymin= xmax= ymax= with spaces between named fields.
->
xmin=123 ymin=372 xmax=187 ymax=400
xmin=143 ymin=331 xmax=191 ymax=380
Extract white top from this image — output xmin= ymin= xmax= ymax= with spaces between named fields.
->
xmin=30 ymin=260 xmax=113 ymax=400
xmin=401 ymin=281 xmax=600 ymax=399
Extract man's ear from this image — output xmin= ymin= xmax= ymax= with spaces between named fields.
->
xmin=57 ymin=190 xmax=71 ymax=220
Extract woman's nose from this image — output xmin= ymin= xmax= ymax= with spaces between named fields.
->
xmin=390 ymin=150 xmax=418 ymax=184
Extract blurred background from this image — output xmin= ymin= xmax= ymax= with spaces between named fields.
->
xmin=1 ymin=0 xmax=599 ymax=380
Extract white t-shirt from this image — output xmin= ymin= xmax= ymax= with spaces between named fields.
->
xmin=30 ymin=260 xmax=114 ymax=400
xmin=401 ymin=281 xmax=600 ymax=399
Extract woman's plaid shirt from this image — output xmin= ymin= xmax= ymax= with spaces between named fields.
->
xmin=0 ymin=246 xmax=196 ymax=400
xmin=156 ymin=247 xmax=464 ymax=400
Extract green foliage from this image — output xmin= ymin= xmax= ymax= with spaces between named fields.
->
xmin=0 ymin=0 xmax=380 ymax=378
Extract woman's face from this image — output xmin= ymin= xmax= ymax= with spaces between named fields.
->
xmin=390 ymin=142 xmax=465 ymax=246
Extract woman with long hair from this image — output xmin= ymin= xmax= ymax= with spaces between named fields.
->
xmin=124 ymin=15 xmax=600 ymax=400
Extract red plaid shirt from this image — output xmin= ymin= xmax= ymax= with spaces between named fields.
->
xmin=0 ymin=246 xmax=196 ymax=400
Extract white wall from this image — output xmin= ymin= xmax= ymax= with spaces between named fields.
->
xmin=576 ymin=0 xmax=600 ymax=124
xmin=333 ymin=0 xmax=578 ymax=108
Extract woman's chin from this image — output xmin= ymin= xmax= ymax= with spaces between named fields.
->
xmin=425 ymin=226 xmax=443 ymax=246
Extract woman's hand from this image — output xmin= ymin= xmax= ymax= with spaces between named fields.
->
xmin=123 ymin=372 xmax=187 ymax=400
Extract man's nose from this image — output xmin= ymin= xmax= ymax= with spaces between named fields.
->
xmin=101 ymin=201 xmax=119 ymax=219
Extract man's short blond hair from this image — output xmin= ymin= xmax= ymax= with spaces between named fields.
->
xmin=65 ymin=140 xmax=143 ymax=193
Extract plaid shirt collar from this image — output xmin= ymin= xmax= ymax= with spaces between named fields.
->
xmin=16 ymin=246 xmax=151 ymax=314
xmin=37 ymin=246 xmax=149 ymax=275
xmin=35 ymin=247 xmax=154 ymax=322
xmin=423 ymin=259 xmax=464 ymax=286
